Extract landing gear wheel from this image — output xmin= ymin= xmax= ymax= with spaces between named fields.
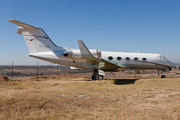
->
xmin=161 ymin=75 xmax=166 ymax=78
xmin=97 ymin=75 xmax=103 ymax=80
xmin=91 ymin=75 xmax=97 ymax=80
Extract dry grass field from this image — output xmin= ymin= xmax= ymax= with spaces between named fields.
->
xmin=0 ymin=76 xmax=180 ymax=120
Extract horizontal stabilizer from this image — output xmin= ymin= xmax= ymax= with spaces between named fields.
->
xmin=9 ymin=19 xmax=66 ymax=53
xmin=8 ymin=20 xmax=39 ymax=30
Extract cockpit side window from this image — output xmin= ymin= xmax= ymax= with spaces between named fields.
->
xmin=160 ymin=55 xmax=167 ymax=60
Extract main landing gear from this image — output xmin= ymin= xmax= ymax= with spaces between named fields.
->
xmin=91 ymin=69 xmax=104 ymax=80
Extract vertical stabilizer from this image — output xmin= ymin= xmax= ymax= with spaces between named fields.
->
xmin=9 ymin=20 xmax=65 ymax=53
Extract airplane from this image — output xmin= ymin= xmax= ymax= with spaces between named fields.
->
xmin=8 ymin=20 xmax=176 ymax=80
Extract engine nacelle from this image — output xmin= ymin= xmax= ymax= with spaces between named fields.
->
xmin=62 ymin=49 xmax=101 ymax=59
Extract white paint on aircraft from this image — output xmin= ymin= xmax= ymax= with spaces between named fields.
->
xmin=9 ymin=20 xmax=176 ymax=80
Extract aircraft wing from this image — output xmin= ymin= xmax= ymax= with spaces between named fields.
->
xmin=77 ymin=40 xmax=126 ymax=71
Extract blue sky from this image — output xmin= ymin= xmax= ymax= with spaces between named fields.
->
xmin=0 ymin=0 xmax=180 ymax=65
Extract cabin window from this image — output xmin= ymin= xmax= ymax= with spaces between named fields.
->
xmin=64 ymin=53 xmax=68 ymax=57
xmin=108 ymin=56 xmax=113 ymax=60
xmin=117 ymin=57 xmax=122 ymax=60
xmin=142 ymin=58 xmax=147 ymax=61
xmin=126 ymin=57 xmax=130 ymax=60
xmin=134 ymin=57 xmax=138 ymax=61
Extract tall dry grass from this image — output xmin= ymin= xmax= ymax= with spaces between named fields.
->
xmin=0 ymin=77 xmax=180 ymax=119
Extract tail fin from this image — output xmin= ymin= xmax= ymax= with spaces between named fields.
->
xmin=9 ymin=20 xmax=65 ymax=53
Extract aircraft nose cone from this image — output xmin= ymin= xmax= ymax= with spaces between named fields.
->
xmin=171 ymin=63 xmax=176 ymax=68
xmin=168 ymin=61 xmax=176 ymax=69
xmin=165 ymin=61 xmax=176 ymax=70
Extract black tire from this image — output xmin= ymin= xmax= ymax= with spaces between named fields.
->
xmin=91 ymin=75 xmax=97 ymax=80
xmin=161 ymin=75 xmax=166 ymax=78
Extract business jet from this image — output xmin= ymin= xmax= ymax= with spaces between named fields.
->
xmin=9 ymin=20 xmax=176 ymax=80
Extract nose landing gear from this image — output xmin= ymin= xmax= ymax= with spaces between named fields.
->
xmin=161 ymin=75 xmax=166 ymax=78
xmin=158 ymin=70 xmax=166 ymax=78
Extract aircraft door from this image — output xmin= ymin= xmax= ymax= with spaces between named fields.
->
xmin=96 ymin=50 xmax=101 ymax=58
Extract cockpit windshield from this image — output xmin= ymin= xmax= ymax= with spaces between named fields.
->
xmin=160 ymin=55 xmax=168 ymax=60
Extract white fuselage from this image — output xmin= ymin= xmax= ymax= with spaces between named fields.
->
xmin=29 ymin=49 xmax=175 ymax=71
